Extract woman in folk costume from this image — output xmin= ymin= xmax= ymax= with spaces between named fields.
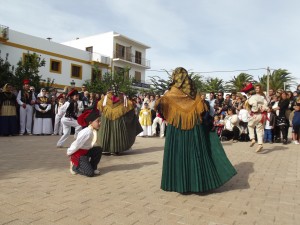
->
xmin=97 ymin=84 xmax=143 ymax=154
xmin=138 ymin=102 xmax=152 ymax=137
xmin=155 ymin=67 xmax=236 ymax=193
xmin=0 ymin=83 xmax=18 ymax=136
xmin=33 ymin=88 xmax=53 ymax=135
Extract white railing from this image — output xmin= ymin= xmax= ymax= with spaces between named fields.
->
xmin=90 ymin=52 xmax=111 ymax=65
xmin=114 ymin=51 xmax=151 ymax=68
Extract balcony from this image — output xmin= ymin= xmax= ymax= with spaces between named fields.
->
xmin=132 ymin=81 xmax=151 ymax=89
xmin=113 ymin=51 xmax=151 ymax=69
xmin=0 ymin=25 xmax=9 ymax=41
xmin=89 ymin=52 xmax=111 ymax=65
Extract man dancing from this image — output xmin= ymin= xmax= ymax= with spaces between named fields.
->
xmin=57 ymin=89 xmax=82 ymax=148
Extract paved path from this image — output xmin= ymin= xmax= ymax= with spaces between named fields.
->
xmin=0 ymin=135 xmax=299 ymax=225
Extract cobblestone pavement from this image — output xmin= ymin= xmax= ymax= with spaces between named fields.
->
xmin=0 ymin=135 xmax=299 ymax=225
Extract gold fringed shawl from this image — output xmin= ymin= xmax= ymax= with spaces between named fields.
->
xmin=155 ymin=87 xmax=207 ymax=130
xmin=97 ymin=93 xmax=133 ymax=121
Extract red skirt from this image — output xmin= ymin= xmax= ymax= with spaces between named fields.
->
xmin=70 ymin=149 xmax=88 ymax=167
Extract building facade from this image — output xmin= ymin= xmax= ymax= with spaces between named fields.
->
xmin=0 ymin=26 xmax=150 ymax=91
xmin=62 ymin=31 xmax=151 ymax=85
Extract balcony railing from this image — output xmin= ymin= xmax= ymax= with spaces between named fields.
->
xmin=132 ymin=81 xmax=151 ymax=89
xmin=0 ymin=25 xmax=9 ymax=40
xmin=90 ymin=52 xmax=111 ymax=65
xmin=114 ymin=51 xmax=150 ymax=68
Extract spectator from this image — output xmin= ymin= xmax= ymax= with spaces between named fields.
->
xmin=221 ymin=107 xmax=240 ymax=143
xmin=264 ymin=106 xmax=276 ymax=144
xmin=273 ymin=91 xmax=290 ymax=144
xmin=214 ymin=91 xmax=225 ymax=115
xmin=238 ymin=103 xmax=250 ymax=142
xmin=289 ymin=103 xmax=300 ymax=144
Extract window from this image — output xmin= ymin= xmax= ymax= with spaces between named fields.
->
xmin=114 ymin=66 xmax=129 ymax=79
xmin=135 ymin=71 xmax=141 ymax=82
xmin=86 ymin=46 xmax=93 ymax=53
xmin=71 ymin=64 xmax=82 ymax=79
xmin=135 ymin=51 xmax=142 ymax=64
xmin=50 ymin=59 xmax=62 ymax=74
xmin=116 ymin=43 xmax=125 ymax=59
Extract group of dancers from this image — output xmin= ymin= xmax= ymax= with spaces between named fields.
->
xmin=62 ymin=67 xmax=239 ymax=194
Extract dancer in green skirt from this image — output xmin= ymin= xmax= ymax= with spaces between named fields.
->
xmin=97 ymin=84 xmax=142 ymax=155
xmin=155 ymin=67 xmax=237 ymax=193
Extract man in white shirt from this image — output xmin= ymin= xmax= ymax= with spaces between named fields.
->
xmin=68 ymin=110 xmax=102 ymax=177
xmin=56 ymin=90 xmax=82 ymax=148
xmin=16 ymin=79 xmax=36 ymax=135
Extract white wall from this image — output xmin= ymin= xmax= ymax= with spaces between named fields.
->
xmin=62 ymin=32 xmax=114 ymax=59
xmin=1 ymin=29 xmax=93 ymax=87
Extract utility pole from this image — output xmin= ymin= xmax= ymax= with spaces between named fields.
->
xmin=266 ymin=67 xmax=270 ymax=93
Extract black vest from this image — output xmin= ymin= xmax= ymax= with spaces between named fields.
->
xmin=65 ymin=100 xmax=78 ymax=119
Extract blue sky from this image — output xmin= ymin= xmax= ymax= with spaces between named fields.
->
xmin=1 ymin=0 xmax=300 ymax=87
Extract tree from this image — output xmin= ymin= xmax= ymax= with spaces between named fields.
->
xmin=13 ymin=52 xmax=46 ymax=91
xmin=225 ymin=73 xmax=254 ymax=92
xmin=84 ymin=67 xmax=137 ymax=97
xmin=203 ymin=77 xmax=225 ymax=93
xmin=0 ymin=52 xmax=15 ymax=88
xmin=149 ymin=70 xmax=205 ymax=94
xmin=258 ymin=69 xmax=295 ymax=91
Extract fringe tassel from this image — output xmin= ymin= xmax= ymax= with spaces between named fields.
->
xmin=156 ymin=87 xmax=206 ymax=130
xmin=97 ymin=96 xmax=133 ymax=121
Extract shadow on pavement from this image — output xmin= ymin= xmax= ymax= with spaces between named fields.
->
xmin=259 ymin=145 xmax=289 ymax=154
xmin=100 ymin=161 xmax=158 ymax=175
xmin=116 ymin=147 xmax=163 ymax=156
xmin=186 ymin=162 xmax=254 ymax=196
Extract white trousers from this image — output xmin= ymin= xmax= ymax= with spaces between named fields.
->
xmin=53 ymin=115 xmax=63 ymax=135
xmin=19 ymin=104 xmax=33 ymax=134
xmin=248 ymin=114 xmax=264 ymax=145
xmin=152 ymin=117 xmax=165 ymax=137
xmin=57 ymin=117 xmax=82 ymax=147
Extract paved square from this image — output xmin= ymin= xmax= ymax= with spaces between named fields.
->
xmin=0 ymin=135 xmax=299 ymax=225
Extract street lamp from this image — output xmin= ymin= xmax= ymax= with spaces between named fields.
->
xmin=70 ymin=80 xmax=76 ymax=89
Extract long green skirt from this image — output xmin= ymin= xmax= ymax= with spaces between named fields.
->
xmin=98 ymin=109 xmax=143 ymax=153
xmin=161 ymin=123 xmax=237 ymax=193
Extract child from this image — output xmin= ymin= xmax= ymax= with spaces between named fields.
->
xmin=52 ymin=95 xmax=65 ymax=135
xmin=138 ymin=102 xmax=152 ymax=137
xmin=67 ymin=110 xmax=102 ymax=177
xmin=213 ymin=115 xmax=224 ymax=137
xmin=238 ymin=103 xmax=250 ymax=142
xmin=264 ymin=106 xmax=275 ymax=143
xmin=152 ymin=109 xmax=165 ymax=138
xmin=289 ymin=103 xmax=300 ymax=144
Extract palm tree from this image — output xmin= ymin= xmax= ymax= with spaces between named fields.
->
xmin=203 ymin=77 xmax=224 ymax=93
xmin=258 ymin=69 xmax=295 ymax=91
xmin=225 ymin=73 xmax=254 ymax=92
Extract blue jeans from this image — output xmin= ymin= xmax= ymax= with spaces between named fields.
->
xmin=264 ymin=129 xmax=273 ymax=142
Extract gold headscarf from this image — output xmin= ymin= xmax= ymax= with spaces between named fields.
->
xmin=155 ymin=67 xmax=206 ymax=130
xmin=2 ymin=83 xmax=10 ymax=92
xmin=169 ymin=67 xmax=196 ymax=99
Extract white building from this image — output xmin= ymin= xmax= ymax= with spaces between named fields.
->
xmin=0 ymin=25 xmax=151 ymax=90
xmin=62 ymin=31 xmax=151 ymax=86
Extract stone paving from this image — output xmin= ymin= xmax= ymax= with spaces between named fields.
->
xmin=0 ymin=135 xmax=299 ymax=225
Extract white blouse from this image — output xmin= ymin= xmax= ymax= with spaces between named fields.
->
xmin=67 ymin=125 xmax=99 ymax=155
